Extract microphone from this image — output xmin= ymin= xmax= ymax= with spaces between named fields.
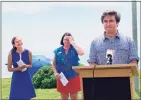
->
xmin=106 ymin=49 xmax=114 ymax=65
xmin=107 ymin=54 xmax=112 ymax=65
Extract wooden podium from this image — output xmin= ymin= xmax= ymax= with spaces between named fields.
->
xmin=73 ymin=64 xmax=138 ymax=100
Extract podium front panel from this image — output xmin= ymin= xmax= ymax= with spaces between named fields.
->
xmin=83 ymin=77 xmax=131 ymax=100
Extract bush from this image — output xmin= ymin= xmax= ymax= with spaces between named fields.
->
xmin=32 ymin=64 xmax=84 ymax=89
xmin=32 ymin=66 xmax=56 ymax=89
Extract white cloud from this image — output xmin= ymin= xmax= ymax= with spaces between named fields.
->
xmin=2 ymin=2 xmax=53 ymax=15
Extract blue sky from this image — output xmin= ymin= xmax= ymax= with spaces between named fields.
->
xmin=2 ymin=2 xmax=140 ymax=78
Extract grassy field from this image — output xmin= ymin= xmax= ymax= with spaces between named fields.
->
xmin=1 ymin=71 xmax=141 ymax=99
xmin=2 ymin=78 xmax=140 ymax=99
xmin=2 ymin=78 xmax=83 ymax=99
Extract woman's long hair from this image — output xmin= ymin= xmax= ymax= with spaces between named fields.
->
xmin=10 ymin=37 xmax=17 ymax=52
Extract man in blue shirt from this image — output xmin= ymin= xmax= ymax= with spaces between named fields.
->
xmin=87 ymin=10 xmax=139 ymax=98
xmin=88 ymin=10 xmax=139 ymax=66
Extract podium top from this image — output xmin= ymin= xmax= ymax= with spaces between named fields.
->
xmin=73 ymin=64 xmax=139 ymax=76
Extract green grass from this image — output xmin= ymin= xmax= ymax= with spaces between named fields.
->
xmin=1 ymin=78 xmax=82 ymax=99
xmin=1 ymin=70 xmax=140 ymax=99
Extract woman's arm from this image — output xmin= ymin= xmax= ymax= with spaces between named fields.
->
xmin=25 ymin=50 xmax=32 ymax=68
xmin=71 ymin=43 xmax=84 ymax=56
xmin=7 ymin=52 xmax=23 ymax=72
xmin=52 ymin=58 xmax=58 ymax=75
xmin=52 ymin=58 xmax=61 ymax=79
xmin=68 ymin=36 xmax=84 ymax=56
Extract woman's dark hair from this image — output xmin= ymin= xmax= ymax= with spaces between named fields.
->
xmin=60 ymin=32 xmax=74 ymax=45
xmin=11 ymin=37 xmax=17 ymax=52
xmin=101 ymin=10 xmax=121 ymax=23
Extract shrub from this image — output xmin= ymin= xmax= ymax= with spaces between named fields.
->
xmin=32 ymin=66 xmax=56 ymax=89
xmin=32 ymin=63 xmax=84 ymax=89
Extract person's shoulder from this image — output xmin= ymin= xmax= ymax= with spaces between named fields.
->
xmin=9 ymin=49 xmax=15 ymax=55
xmin=24 ymin=48 xmax=32 ymax=53
xmin=54 ymin=46 xmax=63 ymax=53
xmin=8 ymin=51 xmax=12 ymax=56
xmin=119 ymin=33 xmax=134 ymax=42
xmin=8 ymin=50 xmax=15 ymax=58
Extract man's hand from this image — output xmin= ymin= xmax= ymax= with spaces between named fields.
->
xmin=130 ymin=60 xmax=137 ymax=64
xmin=89 ymin=63 xmax=97 ymax=67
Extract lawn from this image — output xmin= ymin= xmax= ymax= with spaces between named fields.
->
xmin=1 ymin=78 xmax=82 ymax=99
xmin=2 ymin=77 xmax=140 ymax=99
